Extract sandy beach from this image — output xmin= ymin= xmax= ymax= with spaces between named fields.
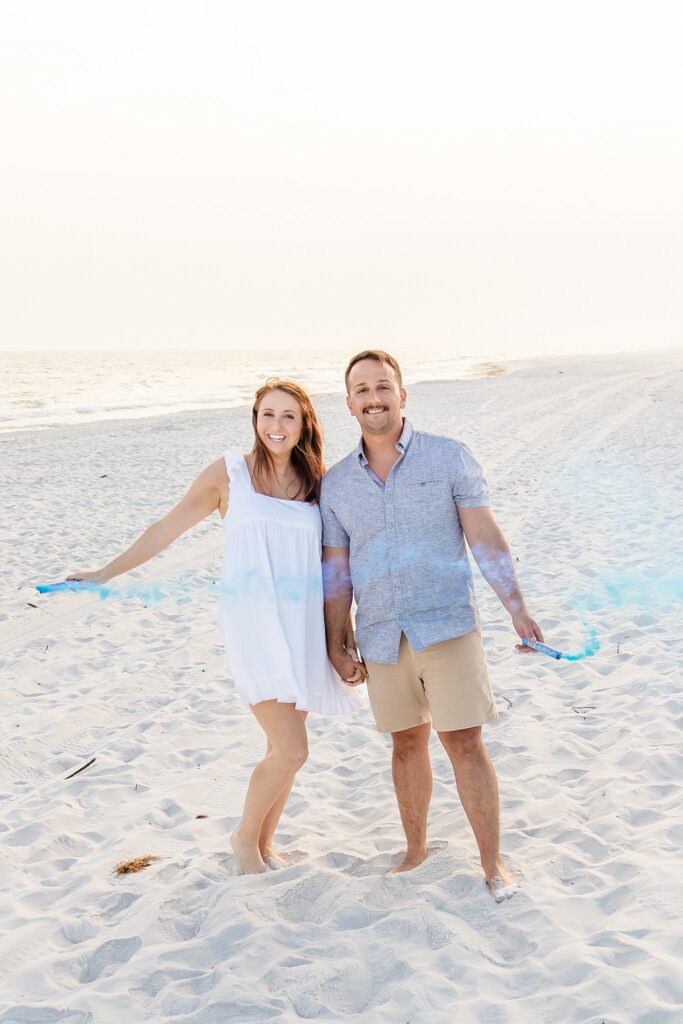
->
xmin=1 ymin=349 xmax=681 ymax=1024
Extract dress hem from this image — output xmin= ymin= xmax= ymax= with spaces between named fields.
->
xmin=233 ymin=678 xmax=364 ymax=716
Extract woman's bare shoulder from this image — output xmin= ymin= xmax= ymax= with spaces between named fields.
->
xmin=200 ymin=457 xmax=229 ymax=517
xmin=206 ymin=455 xmax=229 ymax=477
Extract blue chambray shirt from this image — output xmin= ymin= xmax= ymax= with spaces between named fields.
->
xmin=320 ymin=419 xmax=490 ymax=664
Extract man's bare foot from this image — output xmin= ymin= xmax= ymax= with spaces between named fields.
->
xmin=387 ymin=846 xmax=428 ymax=874
xmin=230 ymin=827 xmax=266 ymax=875
xmin=485 ymin=859 xmax=519 ymax=902
xmin=260 ymin=844 xmax=287 ymax=869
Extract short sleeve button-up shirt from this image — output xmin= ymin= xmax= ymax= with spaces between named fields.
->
xmin=320 ymin=419 xmax=490 ymax=664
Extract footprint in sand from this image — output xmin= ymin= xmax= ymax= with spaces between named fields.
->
xmin=154 ymin=971 xmax=219 ymax=1018
xmin=375 ymin=906 xmax=454 ymax=950
xmin=266 ymin=960 xmax=375 ymax=1018
xmin=157 ymin=893 xmax=215 ymax=941
xmin=66 ymin=936 xmax=142 ymax=984
xmin=94 ymin=890 xmax=140 ymax=924
xmin=131 ymin=967 xmax=218 ymax=1014
xmin=275 ymin=871 xmax=339 ymax=924
xmin=4 ymin=821 xmax=43 ymax=847
xmin=61 ymin=916 xmax=99 ymax=944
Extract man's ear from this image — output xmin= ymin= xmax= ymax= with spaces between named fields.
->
xmin=399 ymin=387 xmax=407 ymax=409
xmin=346 ymin=394 xmax=354 ymax=414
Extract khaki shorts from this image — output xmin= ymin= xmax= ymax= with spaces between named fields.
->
xmin=365 ymin=630 xmax=498 ymax=734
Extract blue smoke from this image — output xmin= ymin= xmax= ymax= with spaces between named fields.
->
xmin=560 ymin=626 xmax=601 ymax=662
xmin=36 ymin=565 xmax=682 ymax=665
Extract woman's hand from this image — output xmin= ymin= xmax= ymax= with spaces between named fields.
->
xmin=66 ymin=569 xmax=109 ymax=585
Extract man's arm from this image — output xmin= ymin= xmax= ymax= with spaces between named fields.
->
xmin=458 ymin=506 xmax=544 ymax=651
xmin=322 ymin=546 xmax=367 ymax=685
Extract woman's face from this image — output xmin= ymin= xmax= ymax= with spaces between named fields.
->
xmin=255 ymin=388 xmax=304 ymax=458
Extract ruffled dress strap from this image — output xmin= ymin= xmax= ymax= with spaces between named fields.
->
xmin=223 ymin=448 xmax=249 ymax=490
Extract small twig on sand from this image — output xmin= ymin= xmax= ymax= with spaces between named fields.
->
xmin=500 ymin=694 xmax=512 ymax=709
xmin=65 ymin=756 xmax=96 ymax=779
xmin=114 ymin=855 xmax=161 ymax=875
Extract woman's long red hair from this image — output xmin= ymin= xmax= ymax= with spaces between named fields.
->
xmin=251 ymin=379 xmax=326 ymax=503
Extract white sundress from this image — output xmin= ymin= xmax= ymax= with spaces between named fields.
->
xmin=218 ymin=448 xmax=364 ymax=715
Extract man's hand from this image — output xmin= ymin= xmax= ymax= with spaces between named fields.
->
xmin=329 ymin=648 xmax=368 ymax=687
xmin=511 ymin=611 xmax=545 ymax=653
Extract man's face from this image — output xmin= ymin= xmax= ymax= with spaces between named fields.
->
xmin=346 ymin=359 xmax=406 ymax=436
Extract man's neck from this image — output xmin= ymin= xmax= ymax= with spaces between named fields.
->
xmin=361 ymin=420 xmax=404 ymax=462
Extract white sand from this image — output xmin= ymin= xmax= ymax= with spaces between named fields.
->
xmin=1 ymin=350 xmax=682 ymax=1024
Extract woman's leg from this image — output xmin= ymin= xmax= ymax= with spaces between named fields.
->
xmin=259 ymin=711 xmax=308 ymax=865
xmin=230 ymin=701 xmax=308 ymax=875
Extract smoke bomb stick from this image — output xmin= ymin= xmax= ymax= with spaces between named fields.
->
xmin=522 ymin=637 xmax=563 ymax=660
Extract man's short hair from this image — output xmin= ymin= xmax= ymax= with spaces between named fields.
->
xmin=344 ymin=349 xmax=403 ymax=393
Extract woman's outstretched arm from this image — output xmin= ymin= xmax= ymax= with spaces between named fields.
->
xmin=68 ymin=458 xmax=228 ymax=585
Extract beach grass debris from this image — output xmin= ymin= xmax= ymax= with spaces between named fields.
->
xmin=114 ymin=855 xmax=161 ymax=875
xmin=65 ymin=756 xmax=96 ymax=779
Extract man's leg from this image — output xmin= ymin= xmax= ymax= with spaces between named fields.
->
xmin=437 ymin=725 xmax=513 ymax=888
xmin=388 ymin=722 xmax=433 ymax=873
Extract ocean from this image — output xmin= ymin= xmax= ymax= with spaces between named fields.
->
xmin=0 ymin=349 xmax=507 ymax=435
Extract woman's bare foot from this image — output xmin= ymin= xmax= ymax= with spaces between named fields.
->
xmin=387 ymin=845 xmax=428 ymax=874
xmin=260 ymin=843 xmax=287 ymax=869
xmin=230 ymin=827 xmax=267 ymax=875
xmin=485 ymin=859 xmax=519 ymax=902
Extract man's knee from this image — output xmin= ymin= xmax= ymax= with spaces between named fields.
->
xmin=392 ymin=723 xmax=431 ymax=758
xmin=438 ymin=725 xmax=483 ymax=758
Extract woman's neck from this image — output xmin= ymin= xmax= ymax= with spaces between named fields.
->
xmin=268 ymin=452 xmax=295 ymax=478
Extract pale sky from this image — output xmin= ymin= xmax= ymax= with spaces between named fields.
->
xmin=1 ymin=0 xmax=682 ymax=355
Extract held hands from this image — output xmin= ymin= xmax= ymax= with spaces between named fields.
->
xmin=511 ymin=610 xmax=545 ymax=653
xmin=330 ymin=646 xmax=368 ymax=688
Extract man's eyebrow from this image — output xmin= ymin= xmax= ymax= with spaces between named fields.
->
xmin=352 ymin=378 xmax=392 ymax=389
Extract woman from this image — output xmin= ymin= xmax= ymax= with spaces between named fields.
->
xmin=68 ymin=379 xmax=365 ymax=875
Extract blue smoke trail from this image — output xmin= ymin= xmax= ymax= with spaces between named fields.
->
xmin=36 ymin=580 xmax=197 ymax=603
xmin=551 ymin=626 xmax=601 ymax=662
xmin=36 ymin=572 xmax=325 ymax=605
xmin=36 ymin=564 xmax=682 ymax=665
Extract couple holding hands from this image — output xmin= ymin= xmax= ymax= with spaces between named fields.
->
xmin=70 ymin=349 xmax=543 ymax=902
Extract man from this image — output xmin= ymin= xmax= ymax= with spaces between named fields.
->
xmin=320 ymin=350 xmax=544 ymax=901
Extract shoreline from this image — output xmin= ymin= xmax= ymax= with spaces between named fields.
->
xmin=3 ymin=347 xmax=679 ymax=442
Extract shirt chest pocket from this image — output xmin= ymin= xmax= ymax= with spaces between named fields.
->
xmin=395 ymin=478 xmax=456 ymax=530
xmin=398 ymin=478 xmax=450 ymax=500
